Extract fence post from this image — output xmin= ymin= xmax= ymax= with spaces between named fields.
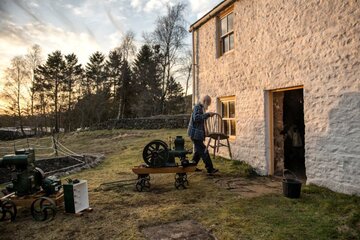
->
xmin=52 ymin=134 xmax=58 ymax=157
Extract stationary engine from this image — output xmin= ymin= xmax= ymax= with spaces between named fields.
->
xmin=0 ymin=148 xmax=61 ymax=196
xmin=142 ymin=136 xmax=192 ymax=168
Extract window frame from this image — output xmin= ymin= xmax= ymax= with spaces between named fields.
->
xmin=218 ymin=6 xmax=235 ymax=57
xmin=218 ymin=96 xmax=236 ymax=140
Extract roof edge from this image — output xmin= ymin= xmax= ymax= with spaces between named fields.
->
xmin=189 ymin=0 xmax=236 ymax=32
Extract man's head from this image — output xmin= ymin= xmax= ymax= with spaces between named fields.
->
xmin=201 ymin=95 xmax=212 ymax=110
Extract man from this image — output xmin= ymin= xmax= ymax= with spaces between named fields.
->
xmin=188 ymin=95 xmax=219 ymax=174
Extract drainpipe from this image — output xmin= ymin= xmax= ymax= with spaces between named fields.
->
xmin=192 ymin=31 xmax=196 ymax=106
xmin=192 ymin=30 xmax=200 ymax=105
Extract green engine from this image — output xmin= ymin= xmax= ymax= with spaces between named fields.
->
xmin=0 ymin=148 xmax=61 ymax=196
xmin=142 ymin=136 xmax=192 ymax=167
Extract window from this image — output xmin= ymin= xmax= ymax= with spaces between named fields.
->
xmin=219 ymin=96 xmax=236 ymax=138
xmin=219 ymin=12 xmax=234 ymax=55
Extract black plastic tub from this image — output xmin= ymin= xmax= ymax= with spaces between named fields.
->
xmin=282 ymin=178 xmax=302 ymax=198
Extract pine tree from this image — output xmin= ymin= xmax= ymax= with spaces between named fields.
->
xmin=165 ymin=76 xmax=184 ymax=115
xmin=35 ymin=51 xmax=65 ymax=133
xmin=63 ymin=53 xmax=82 ymax=131
xmin=117 ymin=60 xmax=132 ymax=119
xmin=85 ymin=51 xmax=107 ymax=94
xmin=132 ymin=45 xmax=162 ymax=117
xmin=105 ymin=50 xmax=123 ymax=117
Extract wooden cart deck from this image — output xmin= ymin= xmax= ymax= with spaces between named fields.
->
xmin=1 ymin=190 xmax=64 ymax=208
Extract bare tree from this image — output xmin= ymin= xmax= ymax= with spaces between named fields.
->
xmin=2 ymin=56 xmax=29 ymax=135
xmin=113 ymin=31 xmax=136 ymax=119
xmin=147 ymin=3 xmax=188 ymax=113
xmin=181 ymin=49 xmax=192 ymax=97
xmin=116 ymin=31 xmax=136 ymax=62
xmin=180 ymin=50 xmax=192 ymax=112
xmin=25 ymin=44 xmax=42 ymax=116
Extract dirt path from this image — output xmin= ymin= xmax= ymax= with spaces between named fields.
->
xmin=141 ymin=220 xmax=216 ymax=240
xmin=214 ymin=176 xmax=282 ymax=198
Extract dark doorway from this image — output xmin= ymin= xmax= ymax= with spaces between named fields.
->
xmin=273 ymin=89 xmax=306 ymax=180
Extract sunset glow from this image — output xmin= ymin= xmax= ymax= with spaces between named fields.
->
xmin=0 ymin=0 xmax=221 ymax=112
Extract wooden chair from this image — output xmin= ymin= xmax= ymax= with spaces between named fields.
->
xmin=204 ymin=113 xmax=232 ymax=159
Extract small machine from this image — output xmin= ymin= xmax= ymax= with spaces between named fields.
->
xmin=0 ymin=148 xmax=63 ymax=222
xmin=142 ymin=136 xmax=192 ymax=168
xmin=133 ymin=136 xmax=196 ymax=191
xmin=0 ymin=148 xmax=61 ymax=196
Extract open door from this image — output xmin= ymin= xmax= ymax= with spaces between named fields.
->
xmin=267 ymin=87 xmax=306 ymax=180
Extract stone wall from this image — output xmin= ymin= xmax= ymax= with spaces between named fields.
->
xmin=0 ymin=130 xmax=24 ymax=141
xmin=193 ymin=0 xmax=360 ymax=195
xmin=96 ymin=115 xmax=191 ymax=130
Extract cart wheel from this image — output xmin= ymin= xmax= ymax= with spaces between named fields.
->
xmin=31 ymin=197 xmax=57 ymax=222
xmin=136 ymin=179 xmax=144 ymax=192
xmin=142 ymin=179 xmax=151 ymax=191
xmin=0 ymin=200 xmax=17 ymax=222
xmin=136 ymin=178 xmax=151 ymax=192
xmin=184 ymin=179 xmax=189 ymax=186
xmin=175 ymin=173 xmax=187 ymax=190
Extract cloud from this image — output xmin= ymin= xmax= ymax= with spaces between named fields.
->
xmin=130 ymin=0 xmax=174 ymax=13
xmin=59 ymin=0 xmax=93 ymax=15
xmin=109 ymin=31 xmax=124 ymax=49
xmin=12 ymin=0 xmax=43 ymax=23
xmin=0 ymin=20 xmax=104 ymax=70
xmin=104 ymin=7 xmax=125 ymax=33
xmin=28 ymin=1 xmax=39 ymax=8
xmin=0 ymin=19 xmax=107 ymax=111
xmin=190 ymin=0 xmax=221 ymax=19
xmin=128 ymin=0 xmax=221 ymax=19
xmin=47 ymin=1 xmax=77 ymax=32
xmin=130 ymin=0 xmax=144 ymax=11
xmin=144 ymin=0 xmax=170 ymax=13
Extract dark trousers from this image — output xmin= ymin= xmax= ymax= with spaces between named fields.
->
xmin=192 ymin=139 xmax=214 ymax=171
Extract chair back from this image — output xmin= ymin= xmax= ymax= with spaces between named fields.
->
xmin=205 ymin=113 xmax=224 ymax=137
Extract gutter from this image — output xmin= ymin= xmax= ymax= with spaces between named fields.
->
xmin=189 ymin=0 xmax=236 ymax=32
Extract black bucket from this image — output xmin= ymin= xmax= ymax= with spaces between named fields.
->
xmin=282 ymin=178 xmax=302 ymax=198
xmin=282 ymin=170 xmax=302 ymax=198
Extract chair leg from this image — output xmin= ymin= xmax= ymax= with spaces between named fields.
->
xmin=217 ymin=136 xmax=221 ymax=153
xmin=213 ymin=139 xmax=217 ymax=159
xmin=206 ymin=137 xmax=211 ymax=151
xmin=226 ymin=138 xmax=232 ymax=160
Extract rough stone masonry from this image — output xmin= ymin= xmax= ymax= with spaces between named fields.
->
xmin=191 ymin=0 xmax=360 ymax=195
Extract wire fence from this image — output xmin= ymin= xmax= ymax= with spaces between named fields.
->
xmin=0 ymin=135 xmax=83 ymax=161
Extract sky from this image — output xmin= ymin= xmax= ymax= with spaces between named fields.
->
xmin=0 ymin=0 xmax=222 ymax=113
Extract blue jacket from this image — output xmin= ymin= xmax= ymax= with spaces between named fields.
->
xmin=187 ymin=104 xmax=210 ymax=141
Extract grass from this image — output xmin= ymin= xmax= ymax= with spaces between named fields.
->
xmin=0 ymin=129 xmax=359 ymax=240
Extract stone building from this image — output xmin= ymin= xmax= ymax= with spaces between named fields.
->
xmin=189 ymin=0 xmax=359 ymax=195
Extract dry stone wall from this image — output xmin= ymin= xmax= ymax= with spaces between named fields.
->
xmin=193 ymin=0 xmax=360 ymax=195
xmin=96 ymin=115 xmax=191 ymax=130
